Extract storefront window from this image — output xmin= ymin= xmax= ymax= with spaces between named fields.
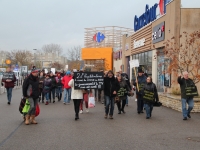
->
xmin=157 ymin=49 xmax=164 ymax=92
xmin=148 ymin=51 xmax=152 ymax=63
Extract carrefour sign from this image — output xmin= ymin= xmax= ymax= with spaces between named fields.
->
xmin=134 ymin=4 xmax=158 ymax=32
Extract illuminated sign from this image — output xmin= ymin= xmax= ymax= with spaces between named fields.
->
xmin=152 ymin=22 xmax=165 ymax=44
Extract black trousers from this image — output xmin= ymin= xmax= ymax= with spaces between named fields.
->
xmin=73 ymin=99 xmax=81 ymax=115
xmin=117 ymin=99 xmax=126 ymax=111
xmin=39 ymin=88 xmax=44 ymax=101
xmin=137 ymin=95 xmax=144 ymax=112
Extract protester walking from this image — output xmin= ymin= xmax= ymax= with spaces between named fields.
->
xmin=104 ymin=70 xmax=119 ymax=119
xmin=134 ymin=68 xmax=147 ymax=114
xmin=43 ymin=73 xmax=52 ymax=105
xmin=49 ymin=71 xmax=56 ymax=103
xmin=116 ymin=73 xmax=130 ymax=114
xmin=178 ymin=71 xmax=197 ymax=120
xmin=55 ymin=72 xmax=63 ymax=101
xmin=143 ymin=77 xmax=159 ymax=119
xmin=39 ymin=71 xmax=45 ymax=103
xmin=68 ymin=75 xmax=83 ymax=121
xmin=22 ymin=67 xmax=39 ymax=125
xmin=1 ymin=67 xmax=16 ymax=105
xmin=62 ymin=71 xmax=72 ymax=104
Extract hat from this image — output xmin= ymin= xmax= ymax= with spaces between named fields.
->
xmin=138 ymin=68 xmax=143 ymax=73
xmin=31 ymin=66 xmax=39 ymax=73
xmin=66 ymin=71 xmax=71 ymax=75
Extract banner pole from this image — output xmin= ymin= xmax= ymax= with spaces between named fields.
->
xmin=133 ymin=67 xmax=139 ymax=92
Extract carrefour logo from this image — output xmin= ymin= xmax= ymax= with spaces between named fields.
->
xmin=93 ymin=32 xmax=105 ymax=43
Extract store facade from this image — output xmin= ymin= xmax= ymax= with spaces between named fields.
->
xmin=122 ymin=0 xmax=200 ymax=93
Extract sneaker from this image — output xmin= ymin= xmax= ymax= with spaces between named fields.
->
xmin=80 ymin=110 xmax=83 ymax=114
xmin=63 ymin=102 xmax=66 ymax=105
xmin=146 ymin=117 xmax=150 ymax=119
xmin=7 ymin=102 xmax=10 ymax=105
xmin=109 ymin=115 xmax=113 ymax=119
xmin=45 ymin=101 xmax=49 ymax=105
xmin=86 ymin=109 xmax=89 ymax=113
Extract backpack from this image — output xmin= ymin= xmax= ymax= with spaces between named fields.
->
xmin=19 ymin=97 xmax=26 ymax=114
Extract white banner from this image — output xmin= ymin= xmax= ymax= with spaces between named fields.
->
xmin=129 ymin=59 xmax=139 ymax=68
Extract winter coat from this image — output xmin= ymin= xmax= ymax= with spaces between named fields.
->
xmin=104 ymin=76 xmax=119 ymax=97
xmin=43 ymin=78 xmax=52 ymax=93
xmin=116 ymin=78 xmax=130 ymax=100
xmin=55 ymin=76 xmax=63 ymax=87
xmin=68 ymin=79 xmax=83 ymax=100
xmin=50 ymin=76 xmax=56 ymax=89
xmin=22 ymin=74 xmax=39 ymax=99
xmin=62 ymin=75 xmax=72 ymax=89
xmin=1 ymin=71 xmax=16 ymax=88
xmin=134 ymin=74 xmax=147 ymax=95
xmin=143 ymin=82 xmax=159 ymax=104
xmin=39 ymin=76 xmax=45 ymax=89
xmin=178 ymin=76 xmax=196 ymax=99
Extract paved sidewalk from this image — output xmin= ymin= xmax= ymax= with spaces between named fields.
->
xmin=0 ymin=89 xmax=200 ymax=150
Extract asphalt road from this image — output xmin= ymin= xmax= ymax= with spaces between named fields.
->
xmin=0 ymin=89 xmax=200 ymax=150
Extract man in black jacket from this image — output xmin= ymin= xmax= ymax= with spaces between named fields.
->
xmin=22 ymin=66 xmax=39 ymax=125
xmin=178 ymin=71 xmax=196 ymax=120
xmin=104 ymin=70 xmax=119 ymax=119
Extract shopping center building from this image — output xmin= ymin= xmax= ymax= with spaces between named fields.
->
xmin=122 ymin=0 xmax=200 ymax=92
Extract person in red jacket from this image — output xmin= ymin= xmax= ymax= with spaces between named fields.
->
xmin=1 ymin=67 xmax=16 ymax=105
xmin=62 ymin=71 xmax=72 ymax=104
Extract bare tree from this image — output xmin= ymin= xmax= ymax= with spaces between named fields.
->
xmin=51 ymin=61 xmax=64 ymax=70
xmin=42 ymin=43 xmax=63 ymax=56
xmin=6 ymin=50 xmax=33 ymax=66
xmin=66 ymin=46 xmax=81 ymax=61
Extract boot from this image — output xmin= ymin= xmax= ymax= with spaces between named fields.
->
xmin=25 ymin=115 xmax=30 ymax=125
xmin=53 ymin=99 xmax=55 ymax=103
xmin=30 ymin=115 xmax=38 ymax=124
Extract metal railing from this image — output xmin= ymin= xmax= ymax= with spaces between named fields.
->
xmin=0 ymin=75 xmax=24 ymax=94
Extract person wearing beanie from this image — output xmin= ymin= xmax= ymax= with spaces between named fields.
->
xmin=22 ymin=66 xmax=39 ymax=125
xmin=62 ymin=71 xmax=72 ymax=104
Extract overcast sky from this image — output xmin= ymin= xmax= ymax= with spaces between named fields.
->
xmin=0 ymin=0 xmax=199 ymax=54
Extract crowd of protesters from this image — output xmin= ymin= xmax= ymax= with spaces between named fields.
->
xmin=1 ymin=65 xmax=196 ymax=124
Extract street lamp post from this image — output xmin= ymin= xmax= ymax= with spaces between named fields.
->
xmin=33 ymin=49 xmax=37 ymax=66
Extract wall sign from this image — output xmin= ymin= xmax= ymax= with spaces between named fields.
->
xmin=152 ymin=22 xmax=165 ymax=44
xmin=93 ymin=32 xmax=105 ymax=43
xmin=134 ymin=38 xmax=145 ymax=49
xmin=114 ymin=50 xmax=122 ymax=59
xmin=74 ymin=72 xmax=104 ymax=89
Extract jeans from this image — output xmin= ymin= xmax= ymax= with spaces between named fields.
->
xmin=64 ymin=88 xmax=71 ymax=103
xmin=126 ymin=96 xmax=128 ymax=105
xmin=49 ymin=88 xmax=55 ymax=100
xmin=105 ymin=96 xmax=115 ymax=116
xmin=27 ymin=98 xmax=38 ymax=115
xmin=45 ymin=93 xmax=50 ymax=101
xmin=56 ymin=87 xmax=62 ymax=94
xmin=181 ymin=98 xmax=194 ymax=118
xmin=144 ymin=103 xmax=153 ymax=118
xmin=6 ymin=88 xmax=13 ymax=102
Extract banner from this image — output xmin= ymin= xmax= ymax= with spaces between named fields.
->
xmin=74 ymin=72 xmax=104 ymax=89
xmin=2 ymin=72 xmax=15 ymax=80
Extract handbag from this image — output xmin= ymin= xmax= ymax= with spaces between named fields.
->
xmin=22 ymin=99 xmax=30 ymax=114
xmin=153 ymin=101 xmax=162 ymax=107
xmin=35 ymin=104 xmax=40 ymax=117
xmin=88 ymin=93 xmax=95 ymax=108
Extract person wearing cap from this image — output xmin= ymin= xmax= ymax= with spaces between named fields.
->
xmin=134 ymin=68 xmax=147 ymax=114
xmin=1 ymin=67 xmax=17 ymax=105
xmin=62 ymin=71 xmax=72 ymax=104
xmin=22 ymin=66 xmax=40 ymax=125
